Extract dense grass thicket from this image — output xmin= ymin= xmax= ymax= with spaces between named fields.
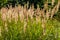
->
xmin=0 ymin=0 xmax=60 ymax=40
xmin=0 ymin=14 xmax=60 ymax=40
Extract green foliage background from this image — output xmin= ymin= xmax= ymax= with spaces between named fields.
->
xmin=0 ymin=0 xmax=58 ymax=8
xmin=0 ymin=0 xmax=46 ymax=8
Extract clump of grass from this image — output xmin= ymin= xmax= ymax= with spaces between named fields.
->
xmin=0 ymin=0 xmax=60 ymax=40
xmin=0 ymin=18 xmax=60 ymax=40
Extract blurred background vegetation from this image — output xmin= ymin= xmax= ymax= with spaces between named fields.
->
xmin=0 ymin=0 xmax=44 ymax=8
xmin=0 ymin=0 xmax=58 ymax=7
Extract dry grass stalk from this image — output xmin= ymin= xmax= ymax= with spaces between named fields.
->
xmin=1 ymin=7 xmax=7 ymax=22
xmin=18 ymin=6 xmax=24 ymax=22
xmin=35 ymin=5 xmax=41 ymax=22
xmin=23 ymin=4 xmax=28 ymax=21
xmin=13 ymin=6 xmax=18 ymax=23
xmin=29 ymin=4 xmax=34 ymax=20
xmin=28 ymin=6 xmax=32 ymax=19
xmin=7 ymin=5 xmax=13 ymax=22
xmin=11 ymin=8 xmax=15 ymax=19
xmin=41 ymin=9 xmax=45 ymax=19
xmin=40 ymin=8 xmax=46 ymax=35
xmin=46 ymin=9 xmax=51 ymax=20
xmin=55 ymin=0 xmax=60 ymax=13
xmin=51 ymin=0 xmax=60 ymax=19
